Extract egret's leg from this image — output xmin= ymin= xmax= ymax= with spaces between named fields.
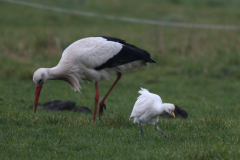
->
xmin=156 ymin=122 xmax=174 ymax=139
xmin=99 ymin=72 xmax=122 ymax=118
xmin=93 ymin=82 xmax=99 ymax=122
xmin=139 ymin=121 xmax=144 ymax=136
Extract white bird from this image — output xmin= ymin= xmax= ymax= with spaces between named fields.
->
xmin=33 ymin=36 xmax=155 ymax=121
xmin=129 ymin=88 xmax=175 ymax=138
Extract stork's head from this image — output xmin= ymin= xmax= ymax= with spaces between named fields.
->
xmin=33 ymin=68 xmax=49 ymax=86
xmin=163 ymin=103 xmax=176 ymax=118
xmin=33 ymin=68 xmax=49 ymax=113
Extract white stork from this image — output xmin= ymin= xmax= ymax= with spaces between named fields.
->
xmin=33 ymin=36 xmax=155 ymax=121
xmin=129 ymin=88 xmax=175 ymax=138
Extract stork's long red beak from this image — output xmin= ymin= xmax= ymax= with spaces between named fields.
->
xmin=34 ymin=86 xmax=42 ymax=113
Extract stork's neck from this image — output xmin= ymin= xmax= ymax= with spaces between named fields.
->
xmin=47 ymin=66 xmax=64 ymax=80
xmin=48 ymin=66 xmax=81 ymax=92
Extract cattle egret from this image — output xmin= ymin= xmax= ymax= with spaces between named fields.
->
xmin=33 ymin=36 xmax=155 ymax=121
xmin=129 ymin=88 xmax=175 ymax=138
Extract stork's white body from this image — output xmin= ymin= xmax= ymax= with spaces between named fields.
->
xmin=44 ymin=37 xmax=149 ymax=91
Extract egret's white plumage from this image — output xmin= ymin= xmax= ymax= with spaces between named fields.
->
xmin=32 ymin=36 xmax=155 ymax=121
xmin=129 ymin=88 xmax=175 ymax=138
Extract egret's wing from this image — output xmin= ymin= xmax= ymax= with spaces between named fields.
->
xmin=130 ymin=88 xmax=163 ymax=120
xmin=130 ymin=96 xmax=153 ymax=119
xmin=138 ymin=88 xmax=163 ymax=104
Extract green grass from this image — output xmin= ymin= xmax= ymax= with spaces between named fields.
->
xmin=1 ymin=0 xmax=240 ymax=159
xmin=1 ymin=76 xmax=240 ymax=159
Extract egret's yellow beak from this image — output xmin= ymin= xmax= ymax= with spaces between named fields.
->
xmin=172 ymin=112 xmax=175 ymax=118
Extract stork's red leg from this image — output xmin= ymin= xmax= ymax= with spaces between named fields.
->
xmin=99 ymin=72 xmax=122 ymax=118
xmin=93 ymin=82 xmax=99 ymax=122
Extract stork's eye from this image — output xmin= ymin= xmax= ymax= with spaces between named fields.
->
xmin=39 ymin=79 xmax=43 ymax=85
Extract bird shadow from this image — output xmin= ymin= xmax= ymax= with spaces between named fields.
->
xmin=28 ymin=100 xmax=91 ymax=114
xmin=161 ymin=105 xmax=188 ymax=119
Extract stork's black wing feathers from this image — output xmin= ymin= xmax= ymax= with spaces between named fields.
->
xmin=100 ymin=36 xmax=127 ymax=45
xmin=95 ymin=36 xmax=156 ymax=70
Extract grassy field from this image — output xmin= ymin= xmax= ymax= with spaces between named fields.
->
xmin=1 ymin=0 xmax=240 ymax=159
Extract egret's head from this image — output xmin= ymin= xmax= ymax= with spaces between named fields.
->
xmin=164 ymin=103 xmax=176 ymax=118
xmin=33 ymin=68 xmax=49 ymax=87
xmin=33 ymin=68 xmax=49 ymax=113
